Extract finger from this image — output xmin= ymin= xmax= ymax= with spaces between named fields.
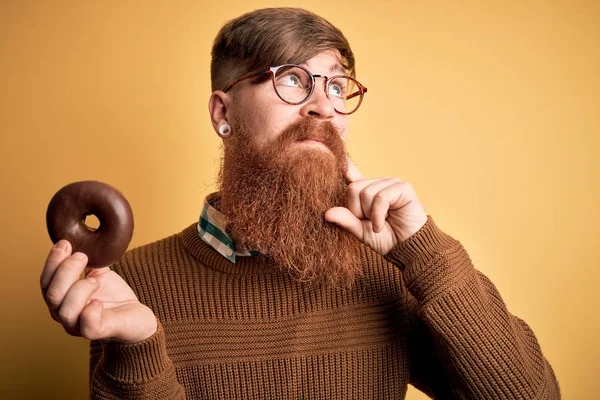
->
xmin=373 ymin=181 xmax=419 ymax=230
xmin=40 ymin=240 xmax=72 ymax=293
xmin=57 ymin=277 xmax=100 ymax=334
xmin=344 ymin=157 xmax=364 ymax=183
xmin=370 ymin=194 xmax=390 ymax=233
xmin=325 ymin=207 xmax=364 ymax=240
xmin=359 ymin=178 xmax=402 ymax=229
xmin=346 ymin=177 xmax=387 ymax=218
xmin=44 ymin=252 xmax=88 ymax=316
xmin=79 ymin=299 xmax=107 ymax=341
xmin=386 ymin=181 xmax=417 ymax=211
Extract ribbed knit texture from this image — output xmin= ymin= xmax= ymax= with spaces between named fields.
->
xmin=89 ymin=216 xmax=560 ymax=399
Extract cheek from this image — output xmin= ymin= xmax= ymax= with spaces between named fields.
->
xmin=234 ymin=94 xmax=293 ymax=144
xmin=339 ymin=126 xmax=348 ymax=141
xmin=253 ymin=108 xmax=299 ymax=147
xmin=335 ymin=118 xmax=349 ymax=141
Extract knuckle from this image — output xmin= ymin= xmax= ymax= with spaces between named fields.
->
xmin=80 ymin=324 xmax=102 ymax=341
xmin=396 ymin=181 xmax=412 ymax=194
xmin=39 ymin=275 xmax=47 ymax=290
xmin=373 ymin=192 xmax=387 ymax=202
xmin=347 ymin=183 xmax=360 ymax=197
xmin=79 ymin=326 xmax=92 ymax=339
xmin=45 ymin=287 xmax=64 ymax=308
xmin=47 ymin=249 xmax=64 ymax=263
xmin=79 ymin=307 xmax=101 ymax=340
xmin=58 ymin=306 xmax=75 ymax=323
xmin=62 ymin=256 xmax=84 ymax=270
xmin=359 ymin=188 xmax=372 ymax=201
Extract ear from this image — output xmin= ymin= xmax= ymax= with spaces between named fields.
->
xmin=208 ymin=91 xmax=232 ymax=137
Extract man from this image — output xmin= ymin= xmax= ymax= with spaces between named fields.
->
xmin=40 ymin=7 xmax=560 ymax=399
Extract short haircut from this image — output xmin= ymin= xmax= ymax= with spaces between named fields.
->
xmin=210 ymin=7 xmax=355 ymax=92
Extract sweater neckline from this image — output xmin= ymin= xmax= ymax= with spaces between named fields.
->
xmin=178 ymin=223 xmax=280 ymax=276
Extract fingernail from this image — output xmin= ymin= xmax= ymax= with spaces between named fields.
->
xmin=54 ymin=241 xmax=68 ymax=251
xmin=73 ymin=252 xmax=86 ymax=261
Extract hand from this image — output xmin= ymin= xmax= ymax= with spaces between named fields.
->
xmin=325 ymin=159 xmax=428 ymax=255
xmin=40 ymin=240 xmax=157 ymax=344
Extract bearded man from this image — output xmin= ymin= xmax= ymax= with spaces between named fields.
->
xmin=40 ymin=8 xmax=560 ymax=399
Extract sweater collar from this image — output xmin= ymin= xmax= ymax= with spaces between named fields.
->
xmin=181 ymin=221 xmax=278 ymax=275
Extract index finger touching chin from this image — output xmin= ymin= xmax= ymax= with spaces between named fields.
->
xmin=345 ymin=157 xmax=364 ymax=183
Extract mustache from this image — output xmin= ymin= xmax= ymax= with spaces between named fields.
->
xmin=273 ymin=118 xmax=343 ymax=152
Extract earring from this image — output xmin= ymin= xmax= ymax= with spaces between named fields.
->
xmin=218 ymin=123 xmax=231 ymax=138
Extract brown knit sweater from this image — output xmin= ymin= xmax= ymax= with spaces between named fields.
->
xmin=89 ymin=216 xmax=560 ymax=399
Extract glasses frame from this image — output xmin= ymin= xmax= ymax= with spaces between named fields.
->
xmin=222 ymin=64 xmax=368 ymax=115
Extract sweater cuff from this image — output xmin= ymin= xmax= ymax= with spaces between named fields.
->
xmin=384 ymin=216 xmax=458 ymax=270
xmin=100 ymin=321 xmax=173 ymax=383
xmin=384 ymin=216 xmax=474 ymax=304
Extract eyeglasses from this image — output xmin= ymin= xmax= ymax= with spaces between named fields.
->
xmin=223 ymin=64 xmax=368 ymax=115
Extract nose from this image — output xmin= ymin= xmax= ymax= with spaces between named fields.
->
xmin=299 ymin=77 xmax=335 ymax=120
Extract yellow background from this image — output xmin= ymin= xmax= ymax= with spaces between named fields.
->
xmin=1 ymin=1 xmax=598 ymax=398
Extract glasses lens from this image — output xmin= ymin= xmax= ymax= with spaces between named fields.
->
xmin=327 ymin=77 xmax=362 ymax=114
xmin=274 ymin=66 xmax=312 ymax=104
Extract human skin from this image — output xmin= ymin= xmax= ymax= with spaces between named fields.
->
xmin=40 ymin=50 xmax=428 ymax=345
xmin=210 ymin=49 xmax=429 ymax=255
xmin=40 ymin=243 xmax=157 ymax=343
xmin=209 ymin=50 xmax=350 ymax=149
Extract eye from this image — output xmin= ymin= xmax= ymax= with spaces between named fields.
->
xmin=278 ymin=73 xmax=302 ymax=87
xmin=328 ymin=80 xmax=347 ymax=98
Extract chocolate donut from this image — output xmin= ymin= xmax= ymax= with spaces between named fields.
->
xmin=46 ymin=181 xmax=134 ymax=268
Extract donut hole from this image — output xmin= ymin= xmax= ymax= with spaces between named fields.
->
xmin=83 ymin=213 xmax=101 ymax=232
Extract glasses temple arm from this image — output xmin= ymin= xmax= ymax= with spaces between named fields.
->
xmin=346 ymin=86 xmax=367 ymax=100
xmin=223 ymin=68 xmax=270 ymax=93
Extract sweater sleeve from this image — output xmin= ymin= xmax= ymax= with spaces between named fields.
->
xmin=384 ymin=216 xmax=560 ymax=399
xmin=89 ymin=321 xmax=186 ymax=399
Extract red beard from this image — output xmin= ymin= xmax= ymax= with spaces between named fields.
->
xmin=218 ymin=118 xmax=362 ymax=286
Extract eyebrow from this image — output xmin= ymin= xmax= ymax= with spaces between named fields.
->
xmin=330 ymin=63 xmax=346 ymax=74
xmin=299 ymin=62 xmax=347 ymax=75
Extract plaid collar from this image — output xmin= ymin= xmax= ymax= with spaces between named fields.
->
xmin=197 ymin=193 xmax=259 ymax=263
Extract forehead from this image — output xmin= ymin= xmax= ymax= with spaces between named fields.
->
xmin=300 ymin=50 xmax=346 ymax=74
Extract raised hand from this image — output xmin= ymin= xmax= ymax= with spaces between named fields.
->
xmin=40 ymin=240 xmax=157 ymax=344
xmin=325 ymin=159 xmax=428 ymax=255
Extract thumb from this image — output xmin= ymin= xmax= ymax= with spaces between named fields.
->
xmin=325 ymin=207 xmax=364 ymax=240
